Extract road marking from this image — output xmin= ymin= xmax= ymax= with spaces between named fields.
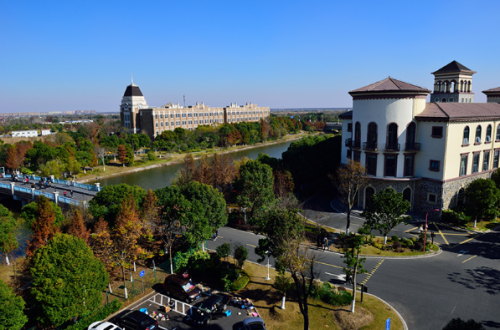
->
xmin=246 ymin=244 xmax=256 ymax=248
xmin=405 ymin=227 xmax=419 ymax=233
xmin=462 ymin=255 xmax=477 ymax=263
xmin=360 ymin=259 xmax=385 ymax=285
xmin=434 ymin=222 xmax=449 ymax=245
xmin=450 ymin=236 xmax=479 ymax=249
xmin=316 ymin=261 xmax=343 ymax=269
xmin=325 ymin=272 xmax=346 ymax=281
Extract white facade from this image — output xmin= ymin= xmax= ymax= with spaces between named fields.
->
xmin=41 ymin=129 xmax=51 ymax=136
xmin=12 ymin=130 xmax=38 ymax=137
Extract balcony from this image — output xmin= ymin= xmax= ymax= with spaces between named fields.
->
xmin=345 ymin=138 xmax=361 ymax=148
xmin=385 ymin=143 xmax=400 ymax=151
xmin=405 ymin=142 xmax=421 ymax=151
xmin=363 ymin=142 xmax=378 ymax=151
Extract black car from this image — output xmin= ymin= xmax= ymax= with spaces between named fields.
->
xmin=190 ymin=294 xmax=231 ymax=326
xmin=113 ymin=310 xmax=158 ymax=330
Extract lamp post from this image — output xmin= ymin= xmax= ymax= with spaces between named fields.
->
xmin=265 ymin=251 xmax=271 ymax=280
xmin=424 ymin=209 xmax=440 ymax=252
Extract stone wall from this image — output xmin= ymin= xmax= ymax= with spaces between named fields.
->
xmin=442 ymin=172 xmax=493 ymax=209
xmin=358 ymin=179 xmax=416 ymax=210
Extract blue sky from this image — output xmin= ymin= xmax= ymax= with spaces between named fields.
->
xmin=1 ymin=0 xmax=499 ymax=113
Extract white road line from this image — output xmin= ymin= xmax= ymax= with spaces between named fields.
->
xmin=325 ymin=272 xmax=346 ymax=281
xmin=457 ymin=250 xmax=469 ymax=257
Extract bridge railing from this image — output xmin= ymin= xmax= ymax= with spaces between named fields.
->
xmin=0 ymin=183 xmax=10 ymax=189
xmin=58 ymin=196 xmax=82 ymax=206
xmin=14 ymin=186 xmax=32 ymax=194
xmin=43 ymin=192 xmax=55 ymax=200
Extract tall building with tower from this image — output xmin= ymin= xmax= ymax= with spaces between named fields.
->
xmin=430 ymin=61 xmax=476 ymax=103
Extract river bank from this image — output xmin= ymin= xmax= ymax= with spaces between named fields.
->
xmin=77 ymin=132 xmax=316 ymax=183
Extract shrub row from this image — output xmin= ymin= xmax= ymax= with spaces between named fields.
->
xmin=230 ymin=269 xmax=251 ymax=291
xmin=64 ymin=299 xmax=122 ymax=330
xmin=309 ymin=282 xmax=352 ymax=306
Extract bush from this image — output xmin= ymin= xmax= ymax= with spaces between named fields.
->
xmin=64 ymin=300 xmax=122 ymax=330
xmin=414 ymin=242 xmax=423 ymax=250
xmin=392 ymin=241 xmax=401 ymax=250
xmin=308 ymin=282 xmax=352 ymax=306
xmin=405 ymin=240 xmax=414 ymax=248
xmin=401 ymin=237 xmax=407 ymax=241
xmin=411 ymin=237 xmax=417 ymax=243
xmin=147 ymin=151 xmax=156 ymax=161
xmin=371 ymin=241 xmax=383 ymax=250
xmin=442 ymin=209 xmax=470 ymax=226
xmin=230 ymin=269 xmax=250 ymax=291
xmin=234 ymin=244 xmax=248 ymax=269
xmin=391 ymin=235 xmax=399 ymax=242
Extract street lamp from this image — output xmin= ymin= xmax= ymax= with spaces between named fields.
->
xmin=265 ymin=251 xmax=271 ymax=281
xmin=423 ymin=209 xmax=440 ymax=252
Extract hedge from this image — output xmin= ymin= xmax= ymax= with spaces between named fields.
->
xmin=231 ymin=269 xmax=250 ymax=291
xmin=63 ymin=300 xmax=122 ymax=330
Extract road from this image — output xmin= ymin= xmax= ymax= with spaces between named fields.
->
xmin=207 ymin=194 xmax=500 ymax=330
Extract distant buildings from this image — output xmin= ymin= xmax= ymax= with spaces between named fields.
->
xmin=119 ymin=81 xmax=270 ymax=139
xmin=0 ymin=110 xmax=96 ymax=118
xmin=12 ymin=130 xmax=39 ymax=137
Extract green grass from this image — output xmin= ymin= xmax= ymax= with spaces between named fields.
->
xmin=331 ymin=238 xmax=439 ymax=257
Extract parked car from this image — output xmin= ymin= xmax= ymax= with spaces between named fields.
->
xmin=243 ymin=317 xmax=267 ymax=330
xmin=113 ymin=310 xmax=158 ymax=330
xmin=190 ymin=294 xmax=230 ymax=326
xmin=163 ymin=274 xmax=201 ymax=303
xmin=88 ymin=321 xmax=123 ymax=330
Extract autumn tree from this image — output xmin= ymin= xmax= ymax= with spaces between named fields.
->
xmin=333 ymin=159 xmax=369 ymax=235
xmin=0 ymin=205 xmax=18 ymax=266
xmin=211 ymin=153 xmax=238 ymax=198
xmin=5 ymin=145 xmax=18 ymax=172
xmin=66 ymin=209 xmax=91 ymax=244
xmin=274 ymin=169 xmax=294 ymax=198
xmin=26 ymin=196 xmax=59 ymax=257
xmin=173 ymin=154 xmax=196 ymax=186
xmin=117 ymin=144 xmax=126 ymax=166
xmin=91 ymin=217 xmax=114 ymax=272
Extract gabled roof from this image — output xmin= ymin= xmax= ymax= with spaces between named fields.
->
xmin=349 ymin=77 xmax=430 ymax=94
xmin=415 ymin=103 xmax=500 ymax=122
xmin=432 ymin=61 xmax=475 ymax=75
xmin=483 ymin=87 xmax=500 ymax=95
xmin=123 ymin=83 xmax=143 ymax=97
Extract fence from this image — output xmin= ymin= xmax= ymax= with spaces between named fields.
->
xmin=25 ymin=175 xmax=100 ymax=192
xmin=43 ymin=192 xmax=55 ymax=200
xmin=0 ymin=183 xmax=10 ymax=189
xmin=14 ymin=186 xmax=31 ymax=194
xmin=147 ymin=293 xmax=194 ymax=316
xmin=58 ymin=196 xmax=82 ymax=206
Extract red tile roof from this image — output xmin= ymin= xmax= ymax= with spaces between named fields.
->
xmin=483 ymin=87 xmax=500 ymax=95
xmin=349 ymin=77 xmax=430 ymax=94
xmin=432 ymin=61 xmax=475 ymax=75
xmin=415 ymin=103 xmax=500 ymax=122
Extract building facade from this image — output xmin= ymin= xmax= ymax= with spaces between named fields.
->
xmin=12 ymin=130 xmax=38 ymax=137
xmin=119 ymin=82 xmax=270 ymax=139
xmin=340 ymin=61 xmax=500 ymax=214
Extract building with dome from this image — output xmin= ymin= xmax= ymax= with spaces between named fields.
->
xmin=119 ymin=81 xmax=269 ymax=139
xmin=340 ymin=61 xmax=500 ymax=213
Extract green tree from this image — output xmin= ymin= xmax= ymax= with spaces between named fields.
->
xmin=216 ymin=243 xmax=231 ymax=265
xmin=21 ymin=200 xmax=66 ymax=229
xmin=125 ymin=145 xmax=134 ymax=165
xmin=465 ymin=178 xmax=500 ymax=228
xmin=30 ymin=233 xmax=109 ymax=327
xmin=39 ymin=159 xmax=66 ymax=178
xmin=0 ymin=205 xmax=18 ymax=266
xmin=155 ymin=181 xmax=227 ymax=246
xmin=442 ymin=318 xmax=485 ymax=330
xmin=364 ymin=188 xmax=411 ymax=244
xmin=273 ymin=274 xmax=293 ymax=310
xmin=233 ymin=243 xmax=248 ymax=268
xmin=0 ymin=279 xmax=28 ymax=330
xmin=235 ymin=160 xmax=275 ymax=219
xmin=342 ymin=233 xmax=367 ymax=313
xmin=89 ymin=184 xmax=147 ymax=227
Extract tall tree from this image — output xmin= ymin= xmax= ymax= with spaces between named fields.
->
xmin=30 ymin=233 xmax=108 ymax=328
xmin=0 ymin=279 xmax=28 ymax=330
xmin=342 ymin=233 xmax=367 ymax=313
xmin=26 ymin=196 xmax=59 ymax=257
xmin=117 ymin=144 xmax=126 ymax=166
xmin=5 ymin=145 xmax=18 ymax=172
xmin=0 ymin=205 xmax=18 ymax=266
xmin=91 ymin=217 xmax=114 ymax=272
xmin=465 ymin=178 xmax=500 ymax=228
xmin=364 ymin=188 xmax=411 ymax=244
xmin=274 ymin=169 xmax=294 ymax=198
xmin=173 ymin=154 xmax=196 ymax=186
xmin=333 ymin=159 xmax=369 ymax=235
xmin=66 ymin=209 xmax=91 ymax=244
xmin=21 ymin=200 xmax=65 ymax=229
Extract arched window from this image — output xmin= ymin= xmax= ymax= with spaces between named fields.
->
xmin=403 ymin=188 xmax=412 ymax=204
xmin=387 ymin=123 xmax=398 ymax=149
xmin=475 ymin=125 xmax=482 ymax=143
xmin=355 ymin=122 xmax=361 ymax=148
xmin=435 ymin=98 xmax=439 ymax=102
xmin=449 ymin=98 xmax=454 ymax=102
xmin=365 ymin=187 xmax=375 ymax=209
xmin=442 ymin=98 xmax=447 ymax=103
xmin=463 ymin=126 xmax=469 ymax=145
xmin=406 ymin=122 xmax=416 ymax=149
xmin=367 ymin=122 xmax=377 ymax=149
xmin=496 ymin=125 xmax=500 ymax=141
xmin=461 ymin=98 xmax=464 ymax=103
xmin=457 ymin=188 xmax=465 ymax=205
xmin=486 ymin=125 xmax=492 ymax=142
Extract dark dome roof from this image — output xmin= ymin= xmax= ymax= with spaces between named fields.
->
xmin=432 ymin=61 xmax=475 ymax=75
xmin=123 ymin=83 xmax=143 ymax=97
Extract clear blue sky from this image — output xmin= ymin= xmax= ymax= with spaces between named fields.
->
xmin=1 ymin=0 xmax=499 ymax=113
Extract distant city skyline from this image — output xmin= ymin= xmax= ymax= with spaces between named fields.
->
xmin=1 ymin=0 xmax=499 ymax=113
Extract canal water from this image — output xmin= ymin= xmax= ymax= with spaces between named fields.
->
xmin=99 ymin=140 xmax=293 ymax=190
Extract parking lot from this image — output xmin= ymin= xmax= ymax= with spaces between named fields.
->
xmin=121 ymin=292 xmax=260 ymax=330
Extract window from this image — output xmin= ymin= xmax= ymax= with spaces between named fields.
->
xmin=347 ymin=150 xmax=352 ymax=159
xmin=188 ymin=120 xmax=192 ymax=125
xmin=182 ymin=113 xmax=186 ymax=117
xmin=473 ymin=153 xmax=480 ymax=173
xmin=432 ymin=126 xmax=443 ymax=138
xmin=355 ymin=122 xmax=361 ymax=146
xmin=366 ymin=154 xmax=377 ymax=175
xmin=460 ymin=155 xmax=468 ymax=176
xmin=176 ymin=114 xmax=180 ymax=118
xmin=385 ymin=155 xmax=397 ymax=177
xmin=483 ymin=151 xmax=490 ymax=171
xmin=387 ymin=123 xmax=398 ymax=149
xmin=155 ymin=114 xmax=158 ymax=119
xmin=429 ymin=160 xmax=440 ymax=172
xmin=170 ymin=114 xmax=174 ymax=118
xmin=404 ymin=154 xmax=414 ymax=177
xmin=165 ymin=122 xmax=169 ymax=126
xmin=182 ymin=121 xmax=186 ymax=125
xmin=495 ymin=150 xmax=500 ymax=168
xmin=427 ymin=193 xmax=437 ymax=204
xmin=475 ymin=126 xmax=482 ymax=144
xmin=486 ymin=125 xmax=492 ymax=142
xmin=353 ymin=151 xmax=361 ymax=163
xmin=171 ymin=122 xmax=174 ymax=126
xmin=406 ymin=122 xmax=416 ymax=149
xmin=496 ymin=125 xmax=500 ymax=141
xmin=367 ymin=123 xmax=377 ymax=149
xmin=194 ymin=120 xmax=198 ymax=124
xmin=160 ymin=114 xmax=163 ymax=119
xmin=463 ymin=127 xmax=469 ymax=145
xmin=188 ymin=113 xmax=192 ymax=117
xmin=160 ymin=122 xmax=163 ymax=127
xmin=155 ymin=122 xmax=158 ymax=127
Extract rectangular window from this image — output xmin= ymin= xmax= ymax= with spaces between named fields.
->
xmin=170 ymin=114 xmax=174 ymax=118
xmin=347 ymin=149 xmax=352 ymax=159
xmin=404 ymin=155 xmax=414 ymax=177
xmin=429 ymin=160 xmax=440 ymax=172
xmin=182 ymin=121 xmax=186 ymax=125
xmin=160 ymin=114 xmax=163 ymax=119
xmin=194 ymin=120 xmax=198 ymax=124
xmin=385 ymin=155 xmax=397 ymax=177
xmin=427 ymin=193 xmax=437 ymax=204
xmin=160 ymin=122 xmax=163 ymax=127
xmin=432 ymin=126 xmax=443 ymax=138
xmin=460 ymin=155 xmax=468 ymax=176
xmin=353 ymin=151 xmax=361 ymax=163
xmin=155 ymin=122 xmax=158 ymax=127
xmin=176 ymin=121 xmax=180 ymax=125
xmin=182 ymin=114 xmax=186 ymax=117
xmin=473 ymin=153 xmax=480 ymax=173
xmin=165 ymin=122 xmax=169 ymax=126
xmin=366 ymin=154 xmax=377 ymax=176
xmin=176 ymin=114 xmax=180 ymax=118
xmin=188 ymin=120 xmax=192 ymax=125
xmin=483 ymin=151 xmax=490 ymax=171
xmin=171 ymin=122 xmax=174 ymax=126
xmin=495 ymin=150 xmax=499 ymax=168
xmin=188 ymin=113 xmax=192 ymax=117
xmin=155 ymin=114 xmax=158 ymax=119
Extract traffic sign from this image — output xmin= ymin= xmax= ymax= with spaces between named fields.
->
xmin=140 ymin=270 xmax=145 ymax=278
xmin=386 ymin=318 xmax=391 ymax=330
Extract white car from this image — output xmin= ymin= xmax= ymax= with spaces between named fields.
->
xmin=88 ymin=321 xmax=123 ymax=330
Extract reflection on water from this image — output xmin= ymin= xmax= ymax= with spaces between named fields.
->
xmin=99 ymin=140 xmax=293 ymax=191
xmin=0 ymin=198 xmax=30 ymax=262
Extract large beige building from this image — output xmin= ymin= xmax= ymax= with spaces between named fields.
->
xmin=119 ymin=82 xmax=269 ymax=139
xmin=340 ymin=61 xmax=500 ymax=213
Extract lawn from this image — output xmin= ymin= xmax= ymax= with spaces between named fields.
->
xmin=465 ymin=219 xmax=499 ymax=232
xmin=329 ymin=237 xmax=439 ymax=257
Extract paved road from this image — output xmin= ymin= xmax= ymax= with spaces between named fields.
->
xmin=209 ymin=211 xmax=500 ymax=329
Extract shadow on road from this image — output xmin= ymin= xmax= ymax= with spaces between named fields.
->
xmin=447 ymin=266 xmax=500 ymax=295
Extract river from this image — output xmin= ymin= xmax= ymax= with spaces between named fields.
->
xmin=99 ymin=140 xmax=294 ymax=190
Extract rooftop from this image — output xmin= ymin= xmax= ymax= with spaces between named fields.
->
xmin=349 ymin=77 xmax=431 ymax=95
xmin=415 ymin=103 xmax=500 ymax=122
xmin=483 ymin=87 xmax=500 ymax=95
xmin=431 ymin=61 xmax=476 ymax=75
xmin=123 ymin=83 xmax=144 ymax=97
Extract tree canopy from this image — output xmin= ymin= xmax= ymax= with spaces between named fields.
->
xmin=21 ymin=200 xmax=65 ymax=228
xmin=0 ymin=279 xmax=28 ymax=330
xmin=0 ymin=205 xmax=18 ymax=265
xmin=465 ymin=178 xmax=500 ymax=224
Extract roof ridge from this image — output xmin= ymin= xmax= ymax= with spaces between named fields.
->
xmin=434 ymin=103 xmax=450 ymax=118
xmin=388 ymin=77 xmax=402 ymax=90
xmin=366 ymin=78 xmax=390 ymax=91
